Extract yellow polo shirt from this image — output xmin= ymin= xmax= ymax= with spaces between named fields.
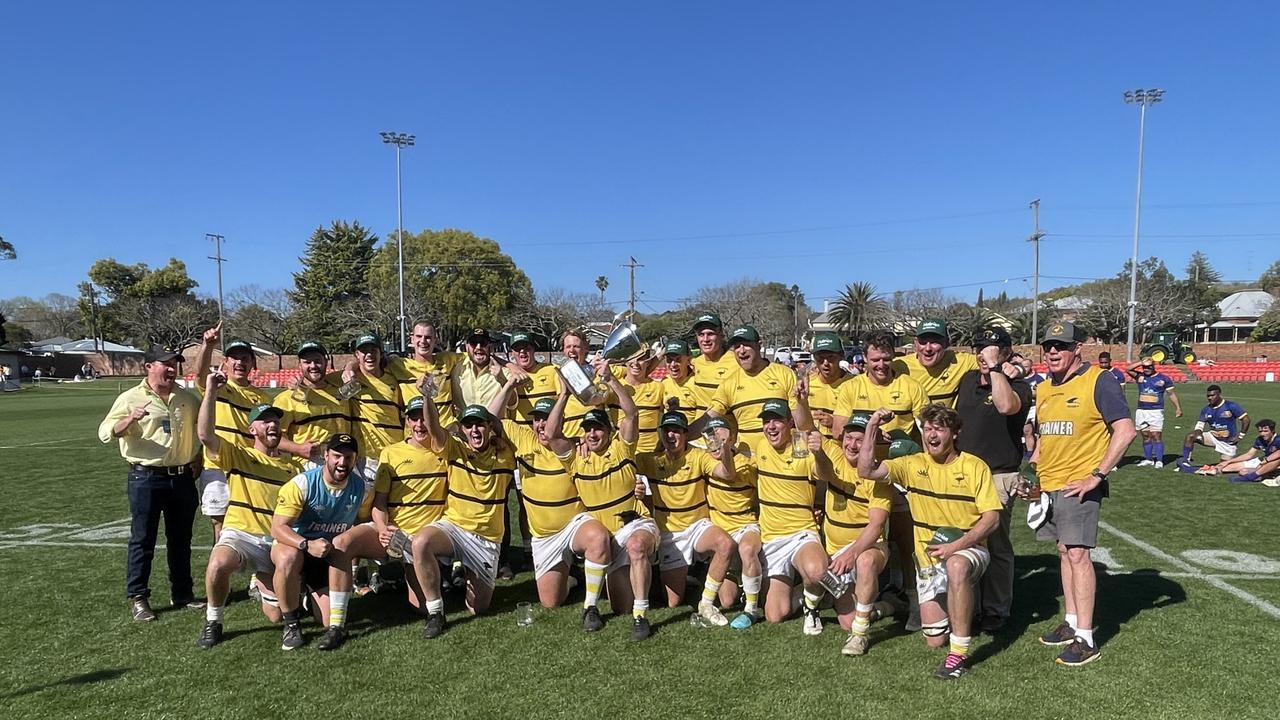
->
xmin=98 ymin=380 xmax=200 ymax=466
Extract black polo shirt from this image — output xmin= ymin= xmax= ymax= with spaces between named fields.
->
xmin=955 ymin=369 xmax=1033 ymax=473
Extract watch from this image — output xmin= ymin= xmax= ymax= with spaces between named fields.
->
xmin=298 ymin=539 xmax=309 ymax=553
xmin=1091 ymin=468 xmax=1108 ymax=482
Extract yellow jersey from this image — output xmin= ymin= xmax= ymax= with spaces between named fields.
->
xmin=834 ymin=372 xmax=926 ymax=457
xmin=210 ymin=442 xmax=306 ymax=536
xmin=1036 ymin=364 xmax=1124 ymax=492
xmin=374 ymin=439 xmax=449 ymax=535
xmin=441 ymin=436 xmax=515 ymax=543
xmin=560 ymin=435 xmax=648 ymax=533
xmin=707 ymin=443 xmax=759 ymax=533
xmin=823 ymin=445 xmax=893 ymax=554
xmin=509 ymin=363 xmax=561 ymax=427
xmin=660 ymin=374 xmax=702 ymax=422
xmin=200 ymin=380 xmax=267 ymax=465
xmin=274 ymin=373 xmax=352 ymax=447
xmin=97 ymin=380 xmax=200 ymax=467
xmin=637 ymin=449 xmax=717 ymax=533
xmin=752 ymin=436 xmax=834 ymax=541
xmin=611 ymin=379 xmax=665 ymax=453
xmin=388 ymin=352 xmax=462 ymax=427
xmin=350 ymin=369 xmax=403 ymax=459
xmin=882 ymin=451 xmax=1001 ymax=566
xmin=691 ymin=351 xmax=739 ymax=406
xmin=503 ymin=420 xmax=585 ymax=538
xmin=707 ymin=362 xmax=797 ymax=438
xmin=892 ymin=351 xmax=979 ymax=408
xmin=807 ymin=371 xmax=850 ymax=439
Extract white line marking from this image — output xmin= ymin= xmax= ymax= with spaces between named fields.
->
xmin=0 ymin=446 xmax=104 ymax=451
xmin=0 ymin=540 xmax=213 ymax=550
xmin=0 ymin=438 xmax=80 ymax=448
xmin=1099 ymin=520 xmax=1280 ymax=620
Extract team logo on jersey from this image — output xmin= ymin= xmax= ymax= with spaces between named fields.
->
xmin=983 ymin=395 xmax=994 ymax=406
xmin=890 ymin=391 xmax=901 ymax=402
xmin=1066 ymin=397 xmax=1079 ymax=408
xmin=953 ymin=475 xmax=965 ymax=487
xmin=1222 ymin=411 xmax=1233 ymax=418
xmin=767 ymin=379 xmax=779 ymax=388
xmin=915 ymin=469 xmax=930 ymax=479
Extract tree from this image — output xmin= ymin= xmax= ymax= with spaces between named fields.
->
xmin=367 ymin=228 xmax=533 ymax=346
xmin=828 ymin=282 xmax=889 ymax=341
xmin=80 ymin=257 xmax=207 ymax=348
xmin=291 ymin=221 xmax=379 ymax=349
xmin=1073 ymin=257 xmax=1213 ymax=343
xmin=595 ymin=276 xmax=609 ymax=303
xmin=682 ymin=278 xmax=813 ymax=348
xmin=229 ymin=286 xmax=298 ymax=369
xmin=0 ymin=235 xmax=14 ymax=260
xmin=1260 ymin=260 xmax=1280 ymax=294
xmin=504 ymin=288 xmax=610 ymax=349
xmin=1251 ymin=304 xmax=1280 ymax=342
xmin=1185 ymin=251 xmax=1222 ymax=283
xmin=113 ymin=295 xmax=219 ymax=351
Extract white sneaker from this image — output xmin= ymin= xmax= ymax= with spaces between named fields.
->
xmin=1262 ymin=477 xmax=1280 ymax=488
xmin=1136 ymin=459 xmax=1154 ymax=467
xmin=1153 ymin=461 xmax=1164 ymax=469
xmin=697 ymin=602 xmax=729 ymax=627
xmin=802 ymin=608 xmax=823 ymax=636
xmin=841 ymin=632 xmax=869 ymax=656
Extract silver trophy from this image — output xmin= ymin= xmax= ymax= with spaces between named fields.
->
xmin=558 ymin=322 xmax=665 ymax=404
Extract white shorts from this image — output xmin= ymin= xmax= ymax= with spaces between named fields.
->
xmin=730 ymin=523 xmax=761 ymax=544
xmin=1198 ymin=434 xmax=1238 ymax=458
xmin=658 ymin=518 xmax=716 ymax=572
xmin=1135 ymin=409 xmax=1165 ymax=431
xmin=1238 ymin=457 xmax=1263 ymax=470
xmin=199 ymin=468 xmax=229 ymax=517
xmin=215 ymin=527 xmax=274 ymax=574
xmin=607 ymin=517 xmax=659 ymax=573
xmin=430 ymin=519 xmax=501 ymax=587
xmin=828 ymin=539 xmax=889 ymax=588
xmin=531 ymin=512 xmax=595 ymax=579
xmin=916 ymin=546 xmax=990 ymax=604
xmin=762 ymin=529 xmax=822 ymax=580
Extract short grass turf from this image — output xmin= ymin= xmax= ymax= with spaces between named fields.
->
xmin=1 ymin=379 xmax=1279 ymax=719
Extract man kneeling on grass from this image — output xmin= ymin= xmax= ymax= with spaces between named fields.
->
xmin=270 ymin=432 xmax=372 ymax=651
xmin=857 ymin=404 xmax=1000 ymax=680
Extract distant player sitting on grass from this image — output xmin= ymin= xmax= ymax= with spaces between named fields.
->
xmin=1198 ymin=419 xmax=1280 ymax=484
xmin=1176 ymin=385 xmax=1249 ymax=473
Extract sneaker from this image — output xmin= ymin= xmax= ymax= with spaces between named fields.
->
xmin=497 ymin=565 xmax=515 ymax=581
xmin=1038 ymin=621 xmax=1076 ymax=646
xmin=631 ymin=616 xmax=651 ymax=641
xmin=423 ymin=612 xmax=446 ymax=640
xmin=450 ymin=562 xmax=467 ymax=590
xmin=1153 ymin=461 xmax=1164 ymax=469
xmin=582 ymin=606 xmax=604 ymax=633
xmin=870 ymin=600 xmax=896 ymax=622
xmin=730 ymin=609 xmax=762 ymax=630
xmin=802 ymin=608 xmax=823 ymax=636
xmin=1261 ymin=478 xmax=1280 ymax=488
xmin=697 ymin=602 xmax=730 ymax=627
xmin=841 ymin=632 xmax=868 ymax=656
xmin=1195 ymin=465 xmax=1218 ymax=476
xmin=1136 ymin=459 xmax=1154 ymax=467
xmin=1174 ymin=460 xmax=1194 ymax=473
xmin=173 ymin=598 xmax=206 ymax=610
xmin=317 ymin=626 xmax=347 ymax=651
xmin=934 ymin=652 xmax=969 ymax=679
xmin=1056 ymin=638 xmax=1102 ymax=666
xmin=129 ymin=596 xmax=156 ymax=623
xmin=281 ymin=621 xmax=304 ymax=650
xmin=247 ymin=578 xmax=263 ymax=604
xmin=196 ymin=620 xmax=223 ymax=649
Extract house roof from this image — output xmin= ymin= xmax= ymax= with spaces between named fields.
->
xmin=29 ymin=338 xmax=143 ymax=354
xmin=1217 ymin=290 xmax=1275 ymax=319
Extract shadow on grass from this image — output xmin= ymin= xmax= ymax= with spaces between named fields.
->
xmin=1 ymin=668 xmax=129 ymax=699
xmin=970 ymin=553 xmax=1186 ymax=666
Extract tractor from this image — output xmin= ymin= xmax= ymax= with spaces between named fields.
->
xmin=1141 ymin=330 xmax=1197 ymax=365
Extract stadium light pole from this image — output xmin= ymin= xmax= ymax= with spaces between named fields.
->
xmin=380 ymin=131 xmax=416 ymax=352
xmin=1122 ymin=88 xmax=1164 ymax=363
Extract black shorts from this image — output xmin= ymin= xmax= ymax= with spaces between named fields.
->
xmin=302 ymin=555 xmax=330 ymax=591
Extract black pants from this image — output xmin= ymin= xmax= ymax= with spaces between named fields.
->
xmin=125 ymin=466 xmax=198 ymax=602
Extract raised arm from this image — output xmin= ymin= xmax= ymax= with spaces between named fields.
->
xmin=194 ymin=322 xmax=221 ymax=385
xmin=856 ymin=409 xmax=894 ymax=481
xmin=487 ymin=373 xmax=522 ymax=420
xmin=791 ymin=374 xmax=816 ymax=433
xmin=197 ymin=371 xmax=226 ymax=453
xmin=543 ymin=383 xmax=576 ymax=456
xmin=808 ymin=431 xmax=834 ymax=485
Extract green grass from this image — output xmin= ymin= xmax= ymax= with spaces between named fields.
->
xmin=2 ymin=379 xmax=1279 ymax=719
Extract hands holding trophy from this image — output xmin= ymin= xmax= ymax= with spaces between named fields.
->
xmin=557 ymin=322 xmax=665 ymax=405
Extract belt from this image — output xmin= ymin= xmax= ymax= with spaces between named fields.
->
xmin=130 ymin=462 xmax=197 ymax=476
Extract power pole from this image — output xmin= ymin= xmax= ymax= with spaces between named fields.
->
xmin=84 ymin=283 xmax=101 ymax=353
xmin=207 ymin=233 xmax=227 ymax=351
xmin=622 ymin=257 xmax=644 ymax=320
xmin=1028 ymin=200 xmax=1044 ymax=353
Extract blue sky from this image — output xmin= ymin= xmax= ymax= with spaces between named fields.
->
xmin=2 ymin=1 xmax=1277 ymax=314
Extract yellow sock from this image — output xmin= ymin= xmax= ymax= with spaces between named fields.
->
xmin=633 ymin=599 xmax=649 ymax=619
xmin=950 ymin=634 xmax=972 ymax=657
xmin=701 ymin=577 xmax=722 ymax=606
xmin=583 ymin=560 xmax=607 ymax=610
xmin=850 ymin=602 xmax=873 ymax=637
xmin=743 ymin=575 xmax=761 ymax=613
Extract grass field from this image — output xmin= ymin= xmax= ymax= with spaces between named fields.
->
xmin=2 ymin=379 xmax=1279 ymax=719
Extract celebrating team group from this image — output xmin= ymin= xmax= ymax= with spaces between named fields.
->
xmin=100 ymin=313 xmax=1145 ymax=680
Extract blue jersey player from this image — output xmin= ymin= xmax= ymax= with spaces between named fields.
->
xmin=1178 ymin=385 xmax=1249 ymax=472
xmin=1207 ymin=419 xmax=1280 ymax=483
xmin=1126 ymin=358 xmax=1182 ymax=468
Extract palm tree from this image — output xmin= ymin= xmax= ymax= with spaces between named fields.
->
xmin=829 ymin=281 xmax=888 ymax=341
xmin=595 ymin=276 xmax=609 ymax=303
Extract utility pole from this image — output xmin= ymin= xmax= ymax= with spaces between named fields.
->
xmin=207 ymin=233 xmax=227 ymax=352
xmin=1028 ymin=200 xmax=1043 ymax=353
xmin=622 ymin=257 xmax=644 ymax=320
xmin=84 ymin=283 xmax=101 ymax=353
xmin=1123 ymin=88 xmax=1165 ymax=363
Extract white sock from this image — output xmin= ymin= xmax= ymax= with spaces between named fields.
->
xmin=426 ymin=598 xmax=445 ymax=615
xmin=206 ymin=605 xmax=224 ymax=623
xmin=803 ymin=589 xmax=821 ymax=610
xmin=743 ymin=574 xmax=762 ymax=613
xmin=1076 ymin=627 xmax=1095 ymax=647
xmin=633 ymin=599 xmax=649 ymax=619
xmin=329 ymin=590 xmax=350 ymax=628
xmin=1065 ymin=613 xmax=1079 ymax=632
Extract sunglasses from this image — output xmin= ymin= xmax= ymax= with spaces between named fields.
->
xmin=1041 ymin=341 xmax=1073 ymax=352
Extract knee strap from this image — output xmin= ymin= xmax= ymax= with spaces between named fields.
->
xmin=923 ymin=618 xmax=950 ymax=637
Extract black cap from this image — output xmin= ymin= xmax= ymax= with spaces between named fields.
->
xmin=144 ymin=346 xmax=181 ymax=364
xmin=466 ymin=328 xmax=494 ymax=344
xmin=974 ymin=327 xmax=1013 ymax=349
xmin=326 ymin=432 xmax=359 ymax=454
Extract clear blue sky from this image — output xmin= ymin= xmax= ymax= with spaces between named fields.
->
xmin=2 ymin=1 xmax=1277 ymax=314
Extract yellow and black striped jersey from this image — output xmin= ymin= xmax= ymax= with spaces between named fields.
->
xmin=882 ymin=451 xmax=1001 ymax=566
xmin=373 ymin=439 xmax=449 ymax=535
xmin=441 ymin=436 xmax=515 ymax=543
xmin=752 ymin=436 xmax=836 ymax=541
xmin=509 ymin=363 xmax=561 ymax=427
xmin=503 ymin=420 xmax=584 ymax=538
xmin=823 ymin=444 xmax=893 ymax=554
xmin=660 ymin=374 xmax=703 ymax=422
xmin=892 ymin=351 xmax=979 ymax=409
xmin=807 ymin=371 xmax=850 ymax=439
xmin=199 ymin=380 xmax=267 ymax=465
xmin=560 ymin=435 xmax=648 ymax=533
xmin=636 ymin=448 xmax=716 ymax=533
xmin=834 ymin=373 xmax=926 ymax=458
xmin=387 ymin=352 xmax=462 ymax=427
xmin=274 ymin=373 xmax=352 ymax=447
xmin=691 ymin=352 xmax=739 ymax=404
xmin=350 ymin=370 xmax=403 ymax=459
xmin=610 ymin=379 xmax=665 ymax=453
xmin=708 ymin=362 xmax=797 ymax=438
xmin=707 ymin=443 xmax=759 ymax=533
xmin=210 ymin=442 xmax=306 ymax=536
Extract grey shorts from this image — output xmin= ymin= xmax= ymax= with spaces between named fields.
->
xmin=1035 ymin=481 xmax=1107 ymax=548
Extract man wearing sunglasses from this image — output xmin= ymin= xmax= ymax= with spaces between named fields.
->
xmin=1029 ymin=321 xmax=1135 ymax=667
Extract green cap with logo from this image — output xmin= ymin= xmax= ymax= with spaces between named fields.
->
xmin=929 ymin=526 xmax=966 ymax=545
xmin=405 ymin=396 xmax=426 ymax=415
xmin=581 ymin=408 xmax=612 ymax=429
xmin=727 ymin=325 xmax=761 ymax=346
xmin=1041 ymin=320 xmax=1085 ymax=345
xmin=297 ymin=340 xmax=327 ymax=357
xmin=664 ymin=339 xmax=692 ymax=356
xmin=248 ymin=404 xmax=282 ymax=423
xmin=843 ymin=412 xmax=871 ymax=431
xmin=458 ymin=404 xmax=495 ymax=424
xmin=812 ymin=333 xmax=843 ymax=354
xmin=224 ymin=340 xmax=254 ymax=356
xmin=529 ymin=398 xmax=556 ymax=417
xmin=758 ymin=398 xmax=792 ymax=420
xmin=658 ymin=411 xmax=689 ymax=429
xmin=510 ymin=331 xmax=536 ymax=349
xmin=354 ymin=333 xmax=382 ymax=350
xmin=705 ymin=416 xmax=731 ymax=433
xmin=915 ymin=318 xmax=948 ymax=340
xmin=692 ymin=313 xmax=723 ymax=332
xmin=887 ymin=429 xmax=922 ymax=458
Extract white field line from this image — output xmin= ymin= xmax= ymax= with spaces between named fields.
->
xmin=0 ymin=540 xmax=212 ymax=550
xmin=0 ymin=438 xmax=80 ymax=448
xmin=0 ymin=517 xmax=132 ymax=549
xmin=0 ymin=446 xmax=103 ymax=451
xmin=1099 ymin=520 xmax=1280 ymax=620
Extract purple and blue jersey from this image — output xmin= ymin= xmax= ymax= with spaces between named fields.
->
xmin=1199 ymin=400 xmax=1247 ymax=443
xmin=1106 ymin=368 xmax=1126 ymax=385
xmin=1135 ymin=373 xmax=1175 ymax=410
xmin=1251 ymin=434 xmax=1280 ymax=458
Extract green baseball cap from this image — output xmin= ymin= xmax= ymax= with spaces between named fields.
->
xmin=658 ymin=411 xmax=689 ymax=429
xmin=510 ymin=331 xmax=536 ymax=349
xmin=224 ymin=340 xmax=254 ymax=356
xmin=887 ymin=429 xmax=922 ymax=458
xmin=297 ymin=340 xmax=327 ymax=357
xmin=727 ymin=325 xmax=761 ymax=346
xmin=664 ymin=339 xmax=692 ymax=356
xmin=929 ymin=526 xmax=966 ymax=545
xmin=758 ymin=398 xmax=791 ymax=420
xmin=354 ymin=333 xmax=381 ymax=350
xmin=405 ymin=396 xmax=426 ymax=415
xmin=705 ymin=416 xmax=731 ymax=433
xmin=843 ymin=412 xmax=871 ymax=431
xmin=692 ymin=313 xmax=723 ymax=331
xmin=529 ymin=398 xmax=556 ymax=417
xmin=915 ymin=319 xmax=948 ymax=339
xmin=458 ymin=405 xmax=495 ymax=424
xmin=581 ymin=408 xmax=612 ymax=429
xmin=812 ymin=333 xmax=843 ymax=354
xmin=248 ymin=404 xmax=282 ymax=423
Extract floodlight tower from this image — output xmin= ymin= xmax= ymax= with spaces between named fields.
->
xmin=1122 ymin=88 xmax=1164 ymax=363
xmin=380 ymin=131 xmax=416 ymax=351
